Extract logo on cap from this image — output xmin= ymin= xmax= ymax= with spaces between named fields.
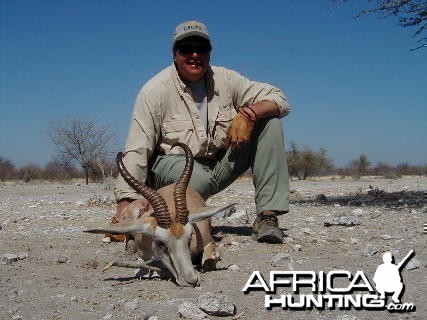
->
xmin=173 ymin=20 xmax=210 ymax=44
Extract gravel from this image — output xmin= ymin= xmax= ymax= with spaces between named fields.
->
xmin=1 ymin=176 xmax=425 ymax=319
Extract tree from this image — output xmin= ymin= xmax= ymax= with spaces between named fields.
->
xmin=0 ymin=157 xmax=17 ymax=181
xmin=287 ymin=142 xmax=335 ymax=180
xmin=42 ymin=161 xmax=82 ymax=181
xmin=372 ymin=161 xmax=393 ymax=176
xmin=316 ymin=147 xmax=335 ymax=175
xmin=350 ymin=153 xmax=371 ymax=176
xmin=334 ymin=0 xmax=427 ymax=50
xmin=45 ymin=117 xmax=117 ymax=185
xmin=18 ymin=164 xmax=43 ymax=182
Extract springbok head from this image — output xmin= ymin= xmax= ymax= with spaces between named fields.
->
xmin=85 ymin=142 xmax=234 ymax=287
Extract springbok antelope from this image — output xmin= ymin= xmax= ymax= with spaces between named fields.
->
xmin=85 ymin=142 xmax=234 ymax=287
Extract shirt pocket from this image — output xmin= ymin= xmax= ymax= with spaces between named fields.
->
xmin=162 ymin=120 xmax=194 ymax=146
xmin=212 ymin=107 xmax=236 ymax=147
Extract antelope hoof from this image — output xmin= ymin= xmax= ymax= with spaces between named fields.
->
xmin=201 ymin=242 xmax=221 ymax=271
xmin=125 ymin=237 xmax=137 ymax=255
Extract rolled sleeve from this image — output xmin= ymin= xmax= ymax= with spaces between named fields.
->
xmin=231 ymin=70 xmax=291 ymax=118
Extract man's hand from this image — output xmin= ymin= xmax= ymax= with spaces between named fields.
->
xmin=226 ymin=110 xmax=255 ymax=148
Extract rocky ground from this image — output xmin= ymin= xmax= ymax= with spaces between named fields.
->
xmin=0 ymin=176 xmax=425 ymax=320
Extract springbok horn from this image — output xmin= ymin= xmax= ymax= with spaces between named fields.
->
xmin=116 ymin=152 xmax=171 ymax=228
xmin=171 ymin=142 xmax=193 ymax=225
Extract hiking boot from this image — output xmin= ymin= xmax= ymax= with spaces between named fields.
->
xmin=252 ymin=212 xmax=284 ymax=244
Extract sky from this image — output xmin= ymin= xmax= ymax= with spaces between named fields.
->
xmin=1 ymin=0 xmax=426 ymax=168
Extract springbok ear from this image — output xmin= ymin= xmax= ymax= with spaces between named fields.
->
xmin=188 ymin=203 xmax=236 ymax=224
xmin=84 ymin=221 xmax=153 ymax=236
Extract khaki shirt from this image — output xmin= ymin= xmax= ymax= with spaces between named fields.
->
xmin=115 ymin=63 xmax=291 ymax=201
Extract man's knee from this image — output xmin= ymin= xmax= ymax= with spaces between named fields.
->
xmin=266 ymin=117 xmax=283 ymax=129
xmin=253 ymin=117 xmax=284 ymax=144
xmin=150 ymin=154 xmax=219 ymax=200
xmin=261 ymin=117 xmax=283 ymax=134
xmin=188 ymin=167 xmax=219 ymax=200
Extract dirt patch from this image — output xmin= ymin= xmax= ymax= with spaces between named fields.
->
xmin=1 ymin=177 xmax=426 ymax=319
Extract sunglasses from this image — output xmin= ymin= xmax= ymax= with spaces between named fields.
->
xmin=177 ymin=44 xmax=211 ymax=56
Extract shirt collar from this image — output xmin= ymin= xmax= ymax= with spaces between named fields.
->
xmin=171 ymin=63 xmax=219 ymax=97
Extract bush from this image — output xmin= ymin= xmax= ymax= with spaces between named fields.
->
xmin=0 ymin=157 xmax=17 ymax=181
xmin=287 ymin=142 xmax=334 ymax=180
xmin=18 ymin=164 xmax=43 ymax=182
xmin=42 ymin=161 xmax=83 ymax=181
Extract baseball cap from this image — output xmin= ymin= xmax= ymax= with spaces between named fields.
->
xmin=173 ymin=20 xmax=210 ymax=45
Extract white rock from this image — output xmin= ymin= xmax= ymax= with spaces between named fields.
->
xmin=271 ymin=253 xmax=292 ymax=267
xmin=380 ymin=234 xmax=392 ymax=240
xmin=56 ymin=256 xmax=69 ymax=264
xmin=124 ymin=298 xmax=140 ymax=310
xmin=178 ymin=301 xmax=208 ymax=319
xmin=102 ymin=237 xmax=111 ymax=243
xmin=227 ymin=264 xmax=240 ymax=272
xmin=301 ymin=227 xmax=312 ymax=235
xmin=17 ymin=252 xmax=28 ymax=260
xmin=196 ymin=292 xmax=236 ymax=316
xmin=293 ymin=244 xmax=302 ymax=251
xmin=2 ymin=253 xmax=18 ymax=265
xmin=106 ymin=303 xmax=116 ymax=311
xmin=351 ymin=208 xmax=365 ymax=216
xmin=324 ymin=215 xmax=362 ymax=227
xmin=362 ymin=244 xmax=378 ymax=257
xmin=283 ymin=237 xmax=294 ymax=244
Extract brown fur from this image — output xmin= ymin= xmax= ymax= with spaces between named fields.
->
xmin=169 ymin=220 xmax=185 ymax=239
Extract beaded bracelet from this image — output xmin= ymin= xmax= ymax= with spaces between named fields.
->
xmin=246 ymin=105 xmax=258 ymax=120
xmin=238 ymin=107 xmax=256 ymax=122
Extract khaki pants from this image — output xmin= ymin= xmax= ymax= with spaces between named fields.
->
xmin=148 ymin=118 xmax=289 ymax=215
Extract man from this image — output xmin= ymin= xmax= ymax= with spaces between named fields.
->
xmin=373 ymin=252 xmax=404 ymax=303
xmin=113 ymin=20 xmax=291 ymax=244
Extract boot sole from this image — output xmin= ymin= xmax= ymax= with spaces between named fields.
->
xmin=255 ymin=228 xmax=283 ymax=244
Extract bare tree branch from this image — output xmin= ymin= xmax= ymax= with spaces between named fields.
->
xmin=332 ymin=0 xmax=427 ymax=50
xmin=45 ymin=117 xmax=117 ymax=184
